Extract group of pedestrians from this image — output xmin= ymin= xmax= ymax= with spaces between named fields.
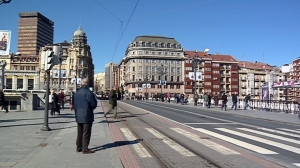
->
xmin=48 ymin=90 xmax=68 ymax=116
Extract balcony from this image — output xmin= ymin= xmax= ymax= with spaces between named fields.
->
xmin=226 ymin=73 xmax=231 ymax=76
xmin=221 ymin=88 xmax=225 ymax=91
xmin=226 ymin=88 xmax=231 ymax=91
xmin=241 ymin=85 xmax=246 ymax=88
xmin=220 ymin=74 xmax=225 ymax=77
xmin=220 ymin=81 xmax=225 ymax=84
xmin=220 ymin=66 xmax=225 ymax=70
xmin=254 ymin=78 xmax=259 ymax=81
xmin=241 ymin=77 xmax=246 ymax=81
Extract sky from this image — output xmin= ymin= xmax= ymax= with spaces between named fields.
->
xmin=1 ymin=0 xmax=300 ymax=73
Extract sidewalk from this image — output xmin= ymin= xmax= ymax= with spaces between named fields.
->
xmin=0 ymin=102 xmax=123 ymax=168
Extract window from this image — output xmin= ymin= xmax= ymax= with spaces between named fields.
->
xmin=139 ymin=66 xmax=142 ymax=72
xmin=185 ymin=67 xmax=192 ymax=70
xmin=171 ymin=76 xmax=174 ymax=81
xmin=205 ymin=68 xmax=211 ymax=71
xmin=145 ymin=51 xmax=149 ymax=54
xmin=205 ymin=82 xmax=211 ymax=85
xmin=17 ymin=79 xmax=23 ymax=89
xmin=213 ymin=71 xmax=218 ymax=74
xmin=132 ymin=67 xmax=135 ymax=71
xmin=165 ymin=60 xmax=168 ymax=64
xmin=231 ymin=78 xmax=238 ymax=81
xmin=177 ymin=53 xmax=180 ymax=55
xmin=139 ymin=51 xmax=142 ymax=55
xmin=170 ymin=85 xmax=174 ymax=89
xmin=162 ymin=44 xmax=165 ymax=48
xmin=152 ymin=52 xmax=155 ymax=55
xmin=132 ymin=75 xmax=135 ymax=81
xmin=177 ymin=76 xmax=180 ymax=82
xmin=205 ymin=75 xmax=211 ymax=78
xmin=152 ymin=60 xmax=155 ymax=63
xmin=146 ymin=66 xmax=149 ymax=72
xmin=213 ymin=85 xmax=219 ymax=88
xmin=165 ymin=76 xmax=167 ymax=80
xmin=176 ymin=85 xmax=180 ymax=89
xmin=213 ymin=63 xmax=219 ymax=67
xmin=152 ymin=43 xmax=155 ymax=47
xmin=232 ymin=85 xmax=238 ymax=88
xmin=158 ymin=52 xmax=161 ymax=55
xmin=139 ymin=59 xmax=143 ymax=63
xmin=152 ymin=67 xmax=155 ymax=72
xmin=145 ymin=59 xmax=149 ymax=63
xmin=171 ymin=67 xmax=174 ymax=72
xmin=165 ymin=52 xmax=168 ymax=55
xmin=205 ymin=89 xmax=211 ymax=93
xmin=171 ymin=53 xmax=174 ymax=56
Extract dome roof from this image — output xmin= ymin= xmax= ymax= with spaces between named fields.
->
xmin=74 ymin=26 xmax=86 ymax=36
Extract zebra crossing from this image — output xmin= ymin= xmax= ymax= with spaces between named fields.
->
xmin=120 ymin=126 xmax=300 ymax=167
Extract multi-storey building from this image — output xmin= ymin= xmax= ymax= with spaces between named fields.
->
xmin=39 ymin=27 xmax=94 ymax=92
xmin=18 ymin=12 xmax=54 ymax=56
xmin=184 ymin=51 xmax=239 ymax=96
xmin=117 ymin=35 xmax=185 ymax=97
xmin=94 ymin=72 xmax=105 ymax=93
xmin=238 ymin=61 xmax=283 ymax=100
xmin=105 ymin=62 xmax=118 ymax=90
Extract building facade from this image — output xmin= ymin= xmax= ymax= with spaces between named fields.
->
xmin=18 ymin=12 xmax=54 ymax=56
xmin=105 ymin=62 xmax=118 ymax=90
xmin=184 ymin=51 xmax=239 ymax=97
xmin=39 ymin=27 xmax=94 ymax=92
xmin=94 ymin=72 xmax=105 ymax=93
xmin=238 ymin=61 xmax=283 ymax=100
xmin=118 ymin=35 xmax=185 ymax=97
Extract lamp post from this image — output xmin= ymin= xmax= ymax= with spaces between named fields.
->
xmin=36 ymin=67 xmax=41 ymax=90
xmin=58 ymin=45 xmax=62 ymax=91
xmin=190 ymin=50 xmax=202 ymax=94
xmin=75 ymin=65 xmax=78 ymax=91
xmin=144 ymin=75 xmax=149 ymax=100
xmin=158 ymin=64 xmax=167 ymax=96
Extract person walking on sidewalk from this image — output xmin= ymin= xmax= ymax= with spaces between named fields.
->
xmin=70 ymin=91 xmax=75 ymax=111
xmin=74 ymin=78 xmax=98 ymax=154
xmin=213 ymin=94 xmax=219 ymax=107
xmin=207 ymin=93 xmax=212 ymax=108
xmin=244 ymin=94 xmax=251 ymax=110
xmin=0 ymin=89 xmax=9 ymax=113
xmin=231 ymin=93 xmax=238 ymax=110
xmin=194 ymin=92 xmax=199 ymax=106
xmin=221 ymin=93 xmax=228 ymax=111
xmin=203 ymin=93 xmax=208 ymax=108
xmin=104 ymin=86 xmax=118 ymax=118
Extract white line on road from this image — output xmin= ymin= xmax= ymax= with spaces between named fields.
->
xmin=293 ymin=163 xmax=300 ymax=167
xmin=216 ymin=128 xmax=300 ymax=154
xmin=120 ymin=128 xmax=152 ymax=158
xmin=145 ymin=128 xmax=195 ymax=157
xmin=238 ymin=128 xmax=300 ymax=145
xmin=195 ymin=128 xmax=277 ymax=155
xmin=277 ymin=128 xmax=300 ymax=134
xmin=256 ymin=127 xmax=300 ymax=138
xmin=184 ymin=122 xmax=237 ymax=125
xmin=171 ymin=128 xmax=240 ymax=155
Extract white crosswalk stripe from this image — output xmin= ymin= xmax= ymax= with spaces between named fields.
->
xmin=195 ymin=128 xmax=278 ymax=154
xmin=237 ymin=128 xmax=300 ymax=145
xmin=171 ymin=128 xmax=240 ymax=155
xmin=277 ymin=128 xmax=300 ymax=134
xmin=145 ymin=128 xmax=195 ymax=156
xmin=216 ymin=128 xmax=300 ymax=154
xmin=293 ymin=163 xmax=300 ymax=167
xmin=256 ymin=127 xmax=300 ymax=138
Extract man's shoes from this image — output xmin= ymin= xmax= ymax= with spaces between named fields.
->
xmin=82 ymin=149 xmax=95 ymax=154
xmin=76 ymin=149 xmax=82 ymax=152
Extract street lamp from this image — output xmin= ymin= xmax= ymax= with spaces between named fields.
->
xmin=144 ymin=75 xmax=149 ymax=100
xmin=190 ymin=50 xmax=202 ymax=94
xmin=75 ymin=65 xmax=78 ymax=91
xmin=158 ymin=64 xmax=167 ymax=95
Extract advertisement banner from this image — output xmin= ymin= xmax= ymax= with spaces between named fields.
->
xmin=71 ymin=78 xmax=82 ymax=84
xmin=262 ymin=83 xmax=269 ymax=101
xmin=52 ymin=69 xmax=67 ymax=78
xmin=188 ymin=72 xmax=202 ymax=81
xmin=142 ymin=83 xmax=151 ymax=88
xmin=0 ymin=30 xmax=11 ymax=55
xmin=273 ymin=80 xmax=300 ymax=88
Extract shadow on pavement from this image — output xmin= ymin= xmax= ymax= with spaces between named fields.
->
xmin=91 ymin=139 xmax=143 ymax=152
xmin=0 ymin=121 xmax=71 ymax=128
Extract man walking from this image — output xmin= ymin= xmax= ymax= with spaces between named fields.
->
xmin=221 ymin=93 xmax=228 ymax=111
xmin=104 ymin=86 xmax=118 ymax=118
xmin=231 ymin=93 xmax=238 ymax=110
xmin=74 ymin=78 xmax=97 ymax=154
xmin=244 ymin=94 xmax=251 ymax=110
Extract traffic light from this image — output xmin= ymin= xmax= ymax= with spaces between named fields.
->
xmin=45 ymin=50 xmax=62 ymax=71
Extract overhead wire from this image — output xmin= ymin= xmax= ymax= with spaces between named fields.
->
xmin=111 ymin=0 xmax=140 ymax=61
xmin=93 ymin=0 xmax=123 ymax=23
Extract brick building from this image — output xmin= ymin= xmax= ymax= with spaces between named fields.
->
xmin=184 ymin=51 xmax=239 ymax=96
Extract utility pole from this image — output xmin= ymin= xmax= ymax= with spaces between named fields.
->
xmin=191 ymin=51 xmax=202 ymax=94
xmin=58 ymin=45 xmax=62 ymax=91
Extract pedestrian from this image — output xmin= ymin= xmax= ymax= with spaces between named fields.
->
xmin=58 ymin=90 xmax=66 ymax=110
xmin=70 ymin=91 xmax=75 ymax=111
xmin=244 ymin=94 xmax=251 ymax=110
xmin=104 ymin=86 xmax=118 ymax=118
xmin=203 ymin=93 xmax=208 ymax=108
xmin=231 ymin=93 xmax=238 ymax=110
xmin=194 ymin=92 xmax=199 ymax=106
xmin=221 ymin=93 xmax=228 ymax=111
xmin=0 ymin=89 xmax=9 ymax=113
xmin=74 ymin=78 xmax=97 ymax=154
xmin=207 ymin=93 xmax=212 ymax=108
xmin=50 ymin=90 xmax=59 ymax=116
xmin=214 ymin=94 xmax=219 ymax=107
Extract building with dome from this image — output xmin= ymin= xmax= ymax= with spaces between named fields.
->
xmin=39 ymin=27 xmax=94 ymax=92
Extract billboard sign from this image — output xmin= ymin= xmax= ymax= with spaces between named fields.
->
xmin=53 ymin=69 xmax=67 ymax=78
xmin=71 ymin=78 xmax=82 ymax=85
xmin=188 ymin=72 xmax=202 ymax=81
xmin=0 ymin=30 xmax=11 ymax=55
xmin=262 ymin=83 xmax=269 ymax=101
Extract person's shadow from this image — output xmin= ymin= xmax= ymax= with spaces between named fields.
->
xmin=90 ymin=139 xmax=143 ymax=152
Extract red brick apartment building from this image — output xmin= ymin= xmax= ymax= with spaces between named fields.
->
xmin=184 ymin=51 xmax=239 ymax=96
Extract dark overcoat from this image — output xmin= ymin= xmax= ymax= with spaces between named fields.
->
xmin=74 ymin=87 xmax=97 ymax=124
xmin=109 ymin=90 xmax=117 ymax=106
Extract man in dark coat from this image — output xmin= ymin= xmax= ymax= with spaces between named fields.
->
xmin=231 ymin=93 xmax=238 ymax=110
xmin=74 ymin=78 xmax=97 ymax=154
xmin=104 ymin=86 xmax=118 ymax=118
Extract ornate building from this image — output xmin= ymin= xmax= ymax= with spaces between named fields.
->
xmin=39 ymin=27 xmax=94 ymax=92
xmin=94 ymin=72 xmax=105 ymax=94
xmin=117 ymin=35 xmax=185 ymax=97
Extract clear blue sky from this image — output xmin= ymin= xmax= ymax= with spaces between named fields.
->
xmin=1 ymin=0 xmax=300 ymax=72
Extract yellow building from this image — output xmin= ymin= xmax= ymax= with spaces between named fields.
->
xmin=94 ymin=72 xmax=105 ymax=94
xmin=39 ymin=27 xmax=94 ymax=92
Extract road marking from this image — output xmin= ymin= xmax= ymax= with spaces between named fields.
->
xmin=293 ymin=163 xmax=300 ymax=167
xmin=277 ymin=128 xmax=300 ymax=134
xmin=238 ymin=128 xmax=300 ymax=145
xmin=195 ymin=128 xmax=277 ymax=154
xmin=145 ymin=128 xmax=195 ymax=156
xmin=184 ymin=122 xmax=237 ymax=125
xmin=171 ymin=128 xmax=240 ymax=155
xmin=256 ymin=127 xmax=300 ymax=138
xmin=120 ymin=128 xmax=152 ymax=158
xmin=216 ymin=128 xmax=300 ymax=154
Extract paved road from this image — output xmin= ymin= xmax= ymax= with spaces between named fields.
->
xmin=120 ymin=100 xmax=300 ymax=168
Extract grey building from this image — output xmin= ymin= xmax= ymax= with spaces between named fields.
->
xmin=105 ymin=62 xmax=118 ymax=90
